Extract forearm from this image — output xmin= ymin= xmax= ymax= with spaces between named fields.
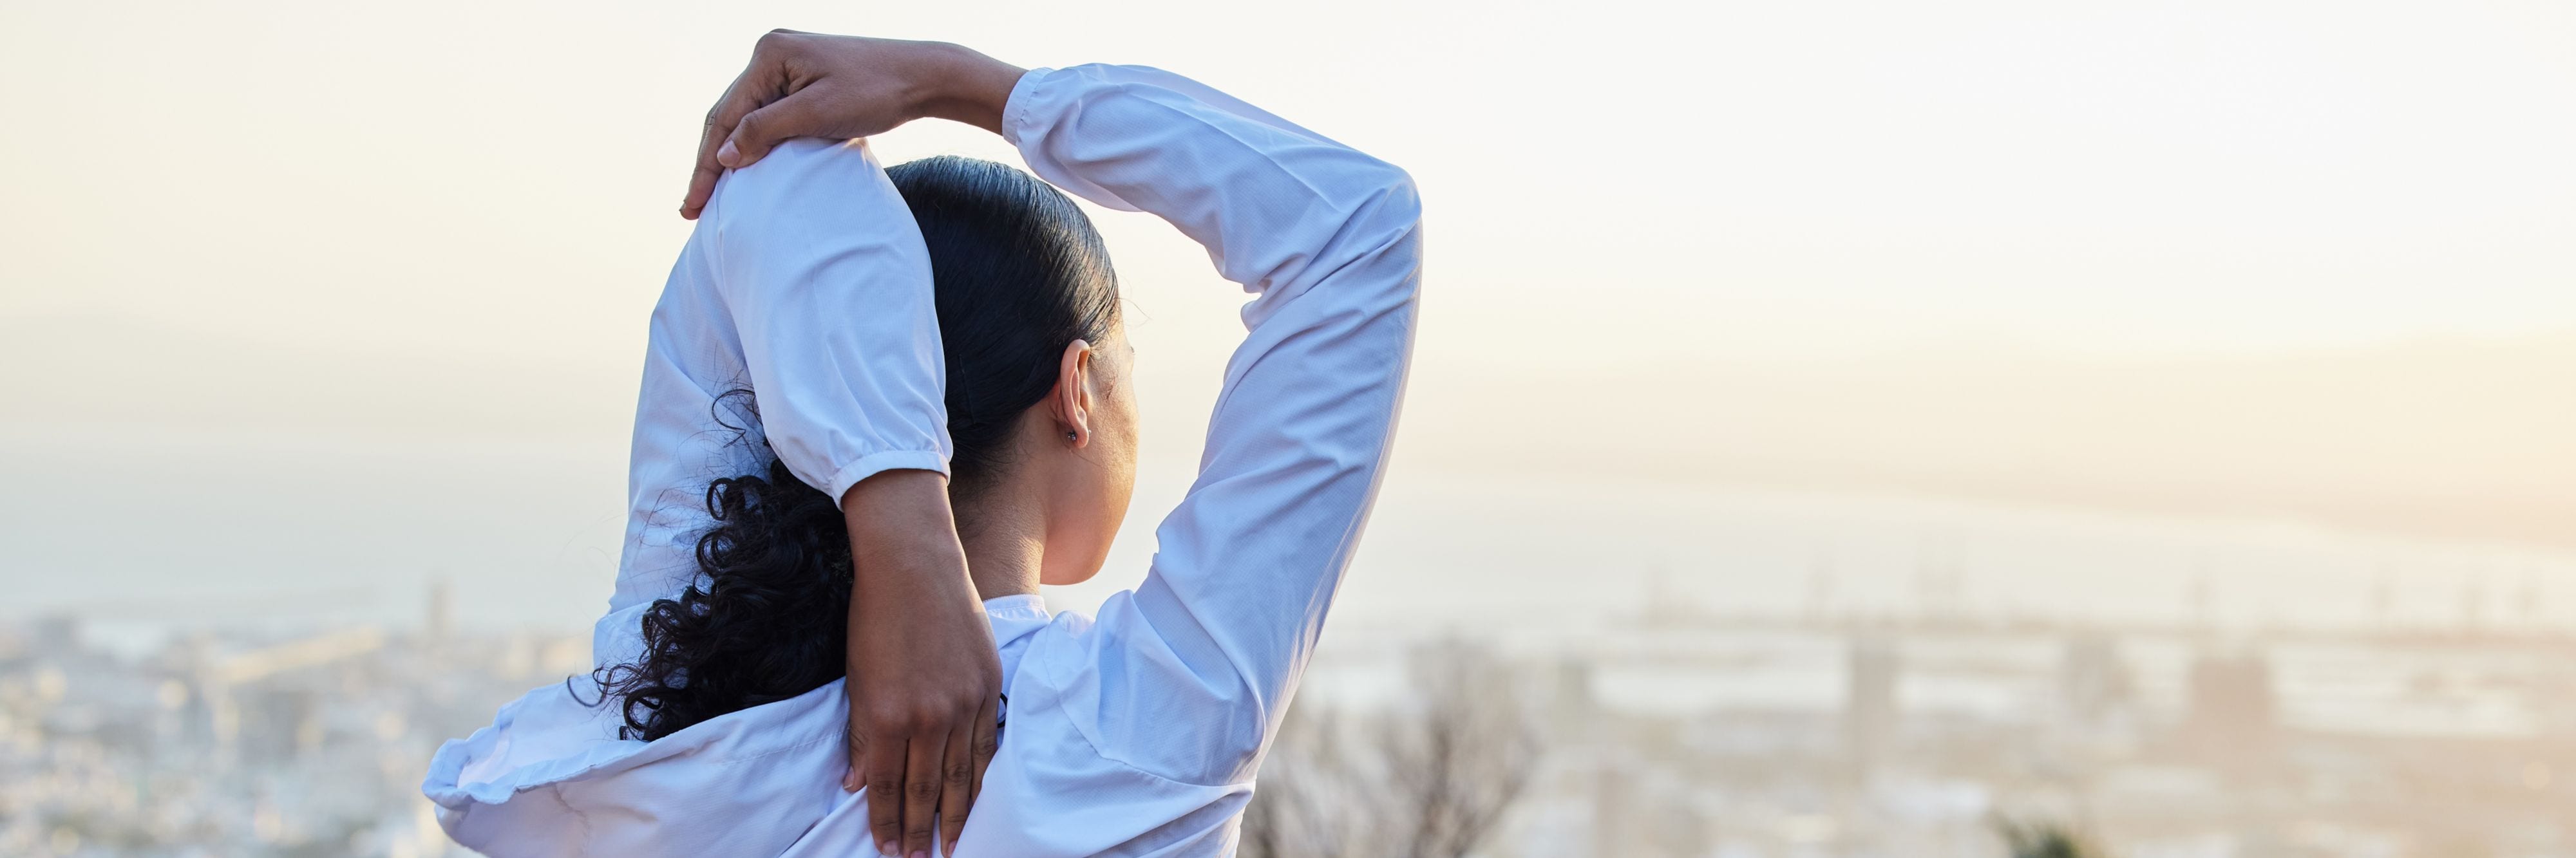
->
xmin=911 ymin=42 xmax=1025 ymax=135
xmin=837 ymin=467 xmax=1001 ymax=857
xmin=839 ymin=470 xmax=979 ymax=620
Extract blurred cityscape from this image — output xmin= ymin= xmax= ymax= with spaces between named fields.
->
xmin=0 ymin=583 xmax=582 ymax=857
xmin=7 ymin=565 xmax=2575 ymax=857
xmin=1283 ymin=568 xmax=2576 ymax=858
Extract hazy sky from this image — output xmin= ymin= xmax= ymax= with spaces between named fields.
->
xmin=8 ymin=0 xmax=2575 ymax=361
xmin=4 ymin=0 xmax=2571 ymax=630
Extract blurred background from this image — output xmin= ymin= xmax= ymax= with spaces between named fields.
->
xmin=3 ymin=0 xmax=2572 ymax=855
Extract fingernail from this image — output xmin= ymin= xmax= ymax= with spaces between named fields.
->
xmin=716 ymin=140 xmax=739 ymax=165
xmin=943 ymin=839 xmax=957 ymax=855
xmin=878 ymin=842 xmax=900 ymax=858
xmin=911 ymin=851 xmax=928 ymax=858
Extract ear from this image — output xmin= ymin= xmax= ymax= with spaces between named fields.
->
xmin=1048 ymin=339 xmax=1095 ymax=448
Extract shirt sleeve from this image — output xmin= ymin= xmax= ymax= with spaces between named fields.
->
xmin=701 ymin=138 xmax=952 ymax=505
xmin=1003 ymin=65 xmax=1423 ymax=788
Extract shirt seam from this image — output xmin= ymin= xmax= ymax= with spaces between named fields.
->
xmin=547 ymin=783 xmax=594 ymax=857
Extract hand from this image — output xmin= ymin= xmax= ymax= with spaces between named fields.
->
xmin=839 ymin=470 xmax=1005 ymax=858
xmin=683 ymin=31 xmax=1026 ymax=219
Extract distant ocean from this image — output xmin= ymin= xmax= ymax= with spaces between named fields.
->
xmin=9 ymin=425 xmax=2571 ymax=658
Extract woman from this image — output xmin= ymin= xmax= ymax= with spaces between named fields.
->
xmin=423 ymin=32 xmax=1421 ymax=858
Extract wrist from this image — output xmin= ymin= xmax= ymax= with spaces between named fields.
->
xmin=840 ymin=471 xmax=970 ymax=587
xmin=913 ymin=42 xmax=1025 ymax=135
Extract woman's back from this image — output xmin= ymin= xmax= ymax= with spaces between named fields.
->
xmin=431 ymin=595 xmax=1189 ymax=857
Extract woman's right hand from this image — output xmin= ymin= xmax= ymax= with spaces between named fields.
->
xmin=682 ymin=32 xmax=1024 ymax=219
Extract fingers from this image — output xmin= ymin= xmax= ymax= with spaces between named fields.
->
xmin=718 ymin=95 xmax=813 ymax=173
xmin=843 ymin=705 xmax=868 ymax=792
xmin=682 ymin=76 xmax=753 ymax=220
xmin=681 ymin=29 xmax=821 ymax=218
xmin=902 ymin=733 xmax=944 ymax=858
xmin=682 ymin=79 xmax=817 ymax=218
xmin=938 ymin=724 xmax=973 ymax=855
xmin=970 ymin=695 xmax=999 ymax=810
xmin=681 ymin=31 xmax=800 ymax=219
xmin=864 ymin=726 xmax=908 ymax=857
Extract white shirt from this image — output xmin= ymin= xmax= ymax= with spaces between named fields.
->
xmin=422 ymin=64 xmax=1422 ymax=858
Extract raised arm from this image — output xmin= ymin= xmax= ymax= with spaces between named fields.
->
xmin=694 ymin=136 xmax=1003 ymax=858
xmin=1003 ymin=65 xmax=1422 ymax=786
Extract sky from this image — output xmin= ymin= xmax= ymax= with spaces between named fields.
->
xmin=8 ymin=0 xmax=2576 ymax=359
xmin=3 ymin=0 xmax=2571 ymax=633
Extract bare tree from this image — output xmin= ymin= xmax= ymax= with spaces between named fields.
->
xmin=1379 ymin=639 xmax=1542 ymax=857
xmin=1995 ymin=818 xmax=2100 ymax=858
xmin=1240 ymin=704 xmax=1362 ymax=858
xmin=1242 ymin=639 xmax=1542 ymax=858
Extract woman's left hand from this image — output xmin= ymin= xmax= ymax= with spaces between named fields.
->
xmin=681 ymin=31 xmax=1023 ymax=220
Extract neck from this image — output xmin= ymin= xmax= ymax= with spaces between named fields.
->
xmin=956 ymin=490 xmax=1045 ymax=601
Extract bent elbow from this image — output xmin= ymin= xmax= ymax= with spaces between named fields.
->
xmin=1321 ymin=159 xmax=1422 ymax=294
xmin=1361 ymin=163 xmax=1423 ymax=243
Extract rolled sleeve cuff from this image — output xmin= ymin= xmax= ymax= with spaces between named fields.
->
xmin=999 ymin=68 xmax=1050 ymax=149
xmin=823 ymin=449 xmax=951 ymax=510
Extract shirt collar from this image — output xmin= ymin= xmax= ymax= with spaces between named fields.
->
xmin=983 ymin=593 xmax=1052 ymax=648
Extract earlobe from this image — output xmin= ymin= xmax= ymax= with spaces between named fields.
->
xmin=1056 ymin=339 xmax=1095 ymax=448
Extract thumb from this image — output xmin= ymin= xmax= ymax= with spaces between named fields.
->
xmin=717 ymin=96 xmax=813 ymax=169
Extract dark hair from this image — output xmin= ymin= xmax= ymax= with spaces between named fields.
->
xmin=597 ymin=156 xmax=1119 ymax=741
